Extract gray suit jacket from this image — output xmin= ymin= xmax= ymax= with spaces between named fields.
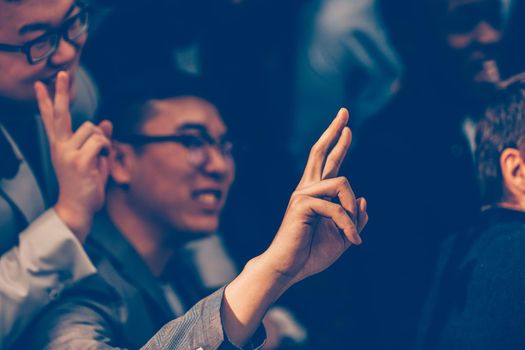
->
xmin=26 ymin=211 xmax=265 ymax=350
xmin=0 ymin=68 xmax=98 ymax=349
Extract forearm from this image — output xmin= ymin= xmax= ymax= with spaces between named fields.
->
xmin=0 ymin=209 xmax=95 ymax=348
xmin=221 ymin=253 xmax=292 ymax=347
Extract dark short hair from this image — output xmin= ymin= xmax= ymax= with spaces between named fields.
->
xmin=97 ymin=72 xmax=220 ymax=142
xmin=476 ymin=83 xmax=525 ymax=205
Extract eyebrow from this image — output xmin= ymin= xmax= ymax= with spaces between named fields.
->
xmin=18 ymin=3 xmax=77 ymax=35
xmin=176 ymin=123 xmax=230 ymax=140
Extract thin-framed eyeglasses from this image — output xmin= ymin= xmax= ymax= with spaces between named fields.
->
xmin=0 ymin=3 xmax=89 ymax=65
xmin=118 ymin=133 xmax=234 ymax=167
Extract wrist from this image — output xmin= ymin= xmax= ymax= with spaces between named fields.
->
xmin=53 ymin=200 xmax=92 ymax=243
xmin=221 ymin=255 xmax=293 ymax=347
xmin=237 ymin=254 xmax=295 ymax=304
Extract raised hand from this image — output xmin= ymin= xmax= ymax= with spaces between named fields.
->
xmin=221 ymin=108 xmax=368 ymax=347
xmin=261 ymin=108 xmax=368 ymax=285
xmin=34 ymin=71 xmax=112 ymax=242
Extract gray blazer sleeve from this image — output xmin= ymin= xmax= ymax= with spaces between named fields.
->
xmin=0 ymin=209 xmax=96 ymax=349
xmin=29 ymin=287 xmax=265 ymax=350
xmin=144 ymin=287 xmax=266 ymax=350
xmin=141 ymin=287 xmax=226 ymax=350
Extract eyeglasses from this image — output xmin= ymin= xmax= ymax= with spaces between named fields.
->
xmin=118 ymin=133 xmax=234 ymax=167
xmin=0 ymin=4 xmax=89 ymax=65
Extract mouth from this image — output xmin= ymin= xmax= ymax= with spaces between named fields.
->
xmin=191 ymin=189 xmax=224 ymax=212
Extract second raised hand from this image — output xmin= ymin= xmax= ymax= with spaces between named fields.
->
xmin=220 ymin=108 xmax=368 ymax=347
xmin=34 ymin=71 xmax=112 ymax=242
xmin=264 ymin=107 xmax=367 ymax=284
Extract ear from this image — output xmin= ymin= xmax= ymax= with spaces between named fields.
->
xmin=109 ymin=142 xmax=136 ymax=187
xmin=500 ymin=148 xmax=525 ymax=202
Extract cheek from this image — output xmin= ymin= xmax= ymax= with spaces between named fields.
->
xmin=0 ymin=56 xmax=42 ymax=101
xmin=139 ymin=155 xmax=194 ymax=208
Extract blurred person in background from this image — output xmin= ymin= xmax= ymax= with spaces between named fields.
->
xmin=416 ymin=76 xmax=525 ymax=350
xmin=332 ymin=0 xmax=520 ymax=348
xmin=290 ymin=0 xmax=403 ymax=168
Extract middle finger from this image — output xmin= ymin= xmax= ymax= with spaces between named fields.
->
xmin=299 ymin=108 xmax=349 ymax=187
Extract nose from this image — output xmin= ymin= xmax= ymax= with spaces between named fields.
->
xmin=202 ymin=146 xmax=233 ymax=181
xmin=48 ymin=37 xmax=78 ymax=68
xmin=474 ymin=21 xmax=501 ymax=45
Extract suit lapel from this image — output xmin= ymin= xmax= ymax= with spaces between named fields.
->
xmin=90 ymin=212 xmax=175 ymax=322
xmin=0 ymin=125 xmax=46 ymax=223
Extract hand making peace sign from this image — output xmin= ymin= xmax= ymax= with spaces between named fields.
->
xmin=34 ymin=71 xmax=112 ymax=242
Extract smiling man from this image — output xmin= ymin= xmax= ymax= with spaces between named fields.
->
xmin=0 ymin=0 xmax=111 ymax=348
xmin=19 ymin=73 xmax=368 ymax=350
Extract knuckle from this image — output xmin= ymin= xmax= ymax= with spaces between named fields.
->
xmin=86 ymin=122 xmax=102 ymax=136
xmin=309 ymin=142 xmax=323 ymax=157
xmin=334 ymin=205 xmax=346 ymax=216
xmin=82 ymin=121 xmax=95 ymax=131
xmin=289 ymin=192 xmax=301 ymax=205
xmin=336 ymin=176 xmax=351 ymax=190
xmin=290 ymin=193 xmax=308 ymax=208
xmin=336 ymin=176 xmax=348 ymax=185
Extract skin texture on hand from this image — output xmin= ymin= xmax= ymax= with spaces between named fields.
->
xmin=221 ymin=108 xmax=368 ymax=346
xmin=34 ymin=71 xmax=112 ymax=242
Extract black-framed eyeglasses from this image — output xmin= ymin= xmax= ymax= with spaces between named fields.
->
xmin=118 ymin=133 xmax=234 ymax=167
xmin=0 ymin=4 xmax=89 ymax=65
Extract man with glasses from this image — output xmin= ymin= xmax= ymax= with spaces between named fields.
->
xmin=0 ymin=0 xmax=111 ymax=347
xmin=0 ymin=0 xmax=369 ymax=349
xmin=23 ymin=73 xmax=367 ymax=349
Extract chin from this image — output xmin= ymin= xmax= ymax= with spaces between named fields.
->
xmin=185 ymin=217 xmax=220 ymax=235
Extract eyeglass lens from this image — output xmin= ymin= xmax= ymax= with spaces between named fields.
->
xmin=185 ymin=139 xmax=234 ymax=167
xmin=29 ymin=10 xmax=88 ymax=62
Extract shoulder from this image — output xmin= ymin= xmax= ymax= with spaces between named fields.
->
xmin=20 ymin=273 xmax=123 ymax=349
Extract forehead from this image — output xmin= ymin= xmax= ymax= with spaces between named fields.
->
xmin=144 ymin=97 xmax=227 ymax=135
xmin=0 ymin=0 xmax=75 ymax=39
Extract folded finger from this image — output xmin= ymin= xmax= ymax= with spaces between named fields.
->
xmin=305 ymin=196 xmax=361 ymax=246
xmin=98 ymin=120 xmax=113 ymax=139
xmin=297 ymin=176 xmax=357 ymax=221
xmin=356 ymin=197 xmax=368 ymax=234
xmin=77 ymin=133 xmax=111 ymax=169
xmin=68 ymin=122 xmax=103 ymax=149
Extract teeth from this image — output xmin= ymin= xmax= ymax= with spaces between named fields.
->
xmin=196 ymin=193 xmax=218 ymax=205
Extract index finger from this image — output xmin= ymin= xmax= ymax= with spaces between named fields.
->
xmin=298 ymin=108 xmax=349 ymax=188
xmin=53 ymin=71 xmax=73 ymax=140
xmin=321 ymin=126 xmax=352 ymax=180
xmin=34 ymin=81 xmax=56 ymax=142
